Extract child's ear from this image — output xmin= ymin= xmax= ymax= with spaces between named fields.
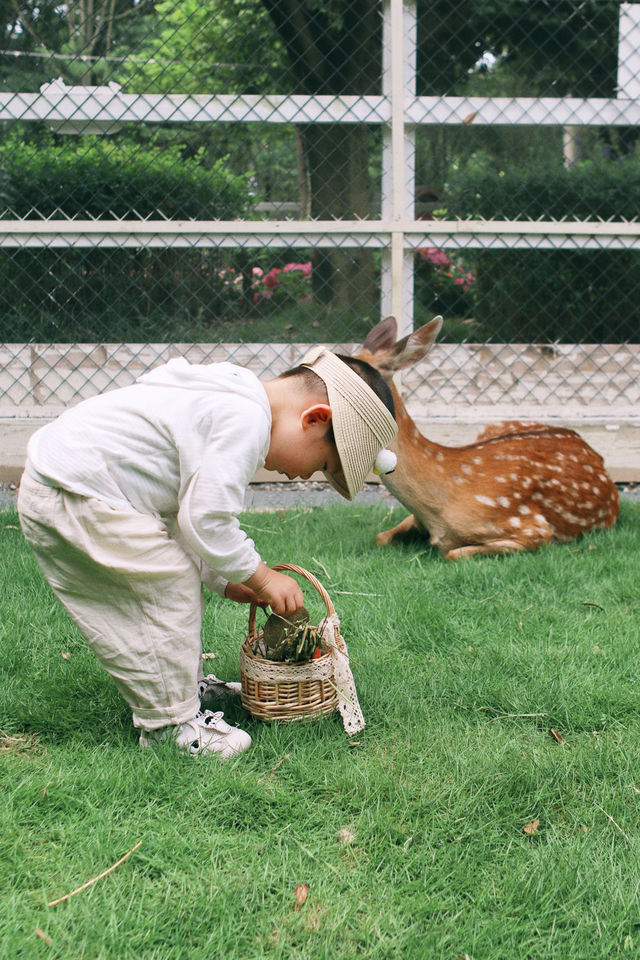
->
xmin=300 ymin=403 xmax=332 ymax=429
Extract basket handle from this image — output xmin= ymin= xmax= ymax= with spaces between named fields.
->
xmin=247 ymin=563 xmax=335 ymax=636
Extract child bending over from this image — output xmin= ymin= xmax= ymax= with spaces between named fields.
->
xmin=18 ymin=346 xmax=397 ymax=758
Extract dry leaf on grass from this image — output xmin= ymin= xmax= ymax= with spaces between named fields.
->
xmin=294 ymin=883 xmax=309 ymax=909
xmin=0 ymin=731 xmax=41 ymax=754
xmin=338 ymin=827 xmax=356 ymax=845
xmin=549 ymin=728 xmax=564 ymax=744
xmin=304 ymin=905 xmax=324 ymax=930
xmin=258 ymin=753 xmax=291 ymax=784
xmin=524 ymin=818 xmax=540 ymax=836
xmin=35 ymin=928 xmax=52 ymax=945
xmin=61 ymin=652 xmax=71 ymax=660
xmin=47 ymin=841 xmax=142 ymax=906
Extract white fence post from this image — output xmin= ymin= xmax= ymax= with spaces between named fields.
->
xmin=618 ymin=4 xmax=640 ymax=98
xmin=381 ymin=0 xmax=416 ymax=336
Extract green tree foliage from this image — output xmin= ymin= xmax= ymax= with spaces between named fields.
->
xmin=0 ymin=0 xmax=156 ymax=89
xmin=416 ymin=0 xmax=620 ymax=97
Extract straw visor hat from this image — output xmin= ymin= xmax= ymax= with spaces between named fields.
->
xmin=300 ymin=345 xmax=398 ymax=500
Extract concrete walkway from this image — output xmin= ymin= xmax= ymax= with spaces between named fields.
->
xmin=2 ymin=479 xmax=637 ymax=512
xmin=0 ymin=480 xmax=400 ymax=512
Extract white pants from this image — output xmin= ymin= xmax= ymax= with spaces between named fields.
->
xmin=18 ymin=470 xmax=205 ymax=730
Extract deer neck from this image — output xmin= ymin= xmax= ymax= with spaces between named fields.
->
xmin=384 ymin=383 xmax=448 ymax=510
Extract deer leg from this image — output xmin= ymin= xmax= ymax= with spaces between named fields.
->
xmin=445 ymin=539 xmax=528 ymax=560
xmin=376 ymin=513 xmax=424 ymax=546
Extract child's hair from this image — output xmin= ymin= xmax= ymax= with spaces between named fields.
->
xmin=281 ymin=355 xmax=395 ymax=422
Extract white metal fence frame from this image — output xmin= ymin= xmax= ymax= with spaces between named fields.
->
xmin=2 ymin=1 xmax=640 ymax=337
xmin=1 ymin=1 xmax=640 ymax=482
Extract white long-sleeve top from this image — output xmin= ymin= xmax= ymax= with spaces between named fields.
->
xmin=25 ymin=359 xmax=272 ymax=594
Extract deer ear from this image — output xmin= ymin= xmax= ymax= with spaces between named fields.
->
xmin=362 ymin=315 xmax=398 ymax=354
xmin=388 ymin=316 xmax=443 ymax=369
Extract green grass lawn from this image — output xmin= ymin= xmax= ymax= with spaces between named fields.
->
xmin=2 ymin=500 xmax=640 ymax=960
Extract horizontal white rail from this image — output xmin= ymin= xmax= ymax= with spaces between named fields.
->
xmin=0 ymin=92 xmax=390 ymax=125
xmin=408 ymin=96 xmax=640 ymax=126
xmin=1 ymin=219 xmax=640 ymax=250
xmin=2 ymin=91 xmax=640 ymax=127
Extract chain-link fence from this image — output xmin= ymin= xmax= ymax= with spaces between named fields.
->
xmin=1 ymin=1 xmax=639 ymax=457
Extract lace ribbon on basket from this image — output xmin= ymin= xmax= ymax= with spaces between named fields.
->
xmin=319 ymin=613 xmax=365 ymax=735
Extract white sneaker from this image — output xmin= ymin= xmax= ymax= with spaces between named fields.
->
xmin=139 ymin=710 xmax=251 ymax=758
xmin=198 ymin=674 xmax=242 ymax=697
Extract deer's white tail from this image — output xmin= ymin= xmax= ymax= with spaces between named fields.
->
xmin=356 ymin=317 xmax=620 ymax=559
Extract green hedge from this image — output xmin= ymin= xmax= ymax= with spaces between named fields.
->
xmin=441 ymin=158 xmax=640 ymax=341
xmin=0 ymin=132 xmax=250 ymax=218
xmin=0 ymin=132 xmax=254 ymax=339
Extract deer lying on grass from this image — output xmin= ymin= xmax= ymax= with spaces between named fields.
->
xmin=357 ymin=315 xmax=620 ymax=559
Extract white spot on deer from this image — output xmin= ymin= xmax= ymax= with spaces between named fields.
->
xmin=508 ymin=516 xmax=521 ymax=528
xmin=593 ymin=486 xmax=600 ymax=495
xmin=534 ymin=514 xmax=546 ymax=524
xmin=473 ymin=457 xmax=483 ymax=465
xmin=452 ymin=473 xmax=463 ymax=484
xmin=598 ymin=474 xmax=608 ymax=483
xmin=495 ymin=475 xmax=507 ymax=483
xmin=518 ymin=504 xmax=531 ymax=515
xmin=475 ymin=494 xmax=496 ymax=507
xmin=497 ymin=496 xmax=510 ymax=508
xmin=435 ymin=451 xmax=444 ymax=462
xmin=461 ymin=464 xmax=472 ymax=475
xmin=555 ymin=452 xmax=565 ymax=461
xmin=583 ymin=501 xmax=593 ymax=509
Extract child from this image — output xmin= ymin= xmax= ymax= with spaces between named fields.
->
xmin=18 ymin=346 xmax=397 ymax=758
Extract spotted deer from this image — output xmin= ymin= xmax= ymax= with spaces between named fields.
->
xmin=357 ymin=315 xmax=620 ymax=559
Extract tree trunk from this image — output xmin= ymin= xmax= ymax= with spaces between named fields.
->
xmin=302 ymin=123 xmax=377 ymax=313
xmin=261 ymin=0 xmax=381 ymax=314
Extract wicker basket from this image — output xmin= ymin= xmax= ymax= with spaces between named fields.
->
xmin=240 ymin=564 xmax=341 ymax=722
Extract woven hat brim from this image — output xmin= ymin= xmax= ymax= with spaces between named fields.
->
xmin=300 ymin=347 xmax=398 ymax=500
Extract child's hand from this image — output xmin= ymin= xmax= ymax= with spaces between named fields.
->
xmin=224 ymin=582 xmax=267 ymax=606
xmin=244 ymin=562 xmax=305 ymax=616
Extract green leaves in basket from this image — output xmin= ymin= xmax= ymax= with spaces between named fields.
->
xmin=257 ymin=607 xmax=322 ymax=663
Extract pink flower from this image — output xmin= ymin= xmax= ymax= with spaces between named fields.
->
xmin=263 ymin=268 xmax=281 ymax=289
xmin=419 ymin=247 xmax=451 ymax=268
xmin=284 ymin=261 xmax=312 ymax=277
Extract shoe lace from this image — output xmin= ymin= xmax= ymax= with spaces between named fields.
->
xmin=199 ymin=709 xmax=224 ymax=727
